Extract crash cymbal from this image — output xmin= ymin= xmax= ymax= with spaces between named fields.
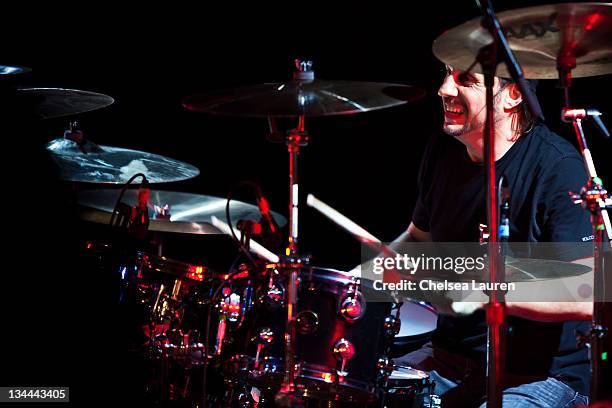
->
xmin=14 ymin=88 xmax=114 ymax=118
xmin=80 ymin=208 xmax=222 ymax=234
xmin=433 ymin=3 xmax=612 ymax=79
xmin=0 ymin=65 xmax=31 ymax=75
xmin=47 ymin=138 xmax=200 ymax=184
xmin=182 ymin=81 xmax=425 ymax=117
xmin=78 ymin=189 xmax=287 ymax=234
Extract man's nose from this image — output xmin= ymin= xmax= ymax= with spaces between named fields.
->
xmin=438 ymin=74 xmax=458 ymax=97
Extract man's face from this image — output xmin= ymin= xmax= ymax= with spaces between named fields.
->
xmin=438 ymin=65 xmax=505 ymax=139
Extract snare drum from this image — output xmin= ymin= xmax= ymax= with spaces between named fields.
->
xmin=223 ymin=266 xmax=395 ymax=403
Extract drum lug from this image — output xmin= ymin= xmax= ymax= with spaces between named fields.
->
xmin=296 ymin=310 xmax=319 ymax=334
xmin=376 ymin=356 xmax=394 ymax=382
xmin=214 ymin=292 xmax=242 ymax=356
xmin=258 ymin=267 xmax=285 ymax=309
xmin=257 ymin=284 xmax=285 ymax=309
xmin=223 ymin=292 xmax=242 ymax=323
xmin=338 ymin=278 xmax=366 ymax=322
xmin=383 ymin=314 xmax=401 ymax=337
xmin=338 ymin=293 xmax=366 ymax=322
xmin=252 ymin=327 xmax=274 ymax=369
xmin=332 ymin=338 xmax=355 ymax=377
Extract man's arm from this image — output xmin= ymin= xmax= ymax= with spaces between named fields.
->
xmin=506 ymin=301 xmax=592 ymax=322
xmin=450 ymin=300 xmax=592 ymax=321
xmin=451 ymin=256 xmax=595 ymax=321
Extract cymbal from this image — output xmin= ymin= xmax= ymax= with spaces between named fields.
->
xmin=393 ymin=257 xmax=591 ymax=282
xmin=47 ymin=139 xmax=200 ymax=184
xmin=14 ymin=88 xmax=114 ymax=118
xmin=433 ymin=3 xmax=612 ymax=79
xmin=182 ymin=81 xmax=425 ymax=117
xmin=455 ymin=257 xmax=591 ymax=282
xmin=0 ymin=65 xmax=31 ymax=75
xmin=78 ymin=189 xmax=287 ymax=234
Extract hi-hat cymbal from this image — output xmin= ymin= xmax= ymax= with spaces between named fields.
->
xmin=433 ymin=3 xmax=612 ymax=79
xmin=436 ymin=257 xmax=591 ymax=282
xmin=183 ymin=81 xmax=425 ymax=117
xmin=47 ymin=139 xmax=200 ymax=184
xmin=0 ymin=65 xmax=31 ymax=75
xmin=14 ymin=88 xmax=114 ymax=119
xmin=369 ymin=257 xmax=591 ymax=283
xmin=78 ymin=189 xmax=287 ymax=234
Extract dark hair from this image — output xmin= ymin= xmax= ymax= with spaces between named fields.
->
xmin=499 ymin=77 xmax=538 ymax=135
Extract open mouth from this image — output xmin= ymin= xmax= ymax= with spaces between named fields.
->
xmin=443 ymin=103 xmax=465 ymax=120
xmin=444 ymin=104 xmax=464 ymax=115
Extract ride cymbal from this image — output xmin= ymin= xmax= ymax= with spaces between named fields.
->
xmin=183 ymin=81 xmax=425 ymax=117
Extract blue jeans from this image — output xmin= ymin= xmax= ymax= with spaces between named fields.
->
xmin=426 ymin=370 xmax=588 ymax=407
xmin=395 ymin=343 xmax=588 ymax=407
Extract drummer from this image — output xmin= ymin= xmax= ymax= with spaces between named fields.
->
xmin=390 ymin=65 xmax=593 ymax=407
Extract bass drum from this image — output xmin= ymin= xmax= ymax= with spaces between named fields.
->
xmin=223 ymin=266 xmax=396 ymax=404
xmin=390 ymin=301 xmax=437 ymax=357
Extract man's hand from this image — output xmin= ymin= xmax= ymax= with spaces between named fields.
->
xmin=451 ymin=301 xmax=485 ymax=315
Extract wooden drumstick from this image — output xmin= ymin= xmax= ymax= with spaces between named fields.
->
xmin=306 ymin=194 xmax=397 ymax=257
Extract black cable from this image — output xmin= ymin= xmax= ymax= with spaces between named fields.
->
xmin=202 ymin=180 xmax=271 ymax=405
xmin=109 ymin=172 xmax=148 ymax=227
xmin=225 ymin=181 xmax=265 ymax=267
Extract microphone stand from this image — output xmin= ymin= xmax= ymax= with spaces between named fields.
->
xmin=559 ymin=59 xmax=612 ymax=401
xmin=481 ymin=47 xmax=504 ymax=406
xmin=473 ymin=1 xmax=544 ymax=406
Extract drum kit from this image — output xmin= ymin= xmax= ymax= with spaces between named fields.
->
xmin=3 ymin=2 xmax=611 ymax=407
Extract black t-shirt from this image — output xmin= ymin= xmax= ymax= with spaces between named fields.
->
xmin=412 ymin=124 xmax=593 ymax=395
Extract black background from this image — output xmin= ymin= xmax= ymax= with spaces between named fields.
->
xmin=1 ymin=1 xmax=610 ymax=404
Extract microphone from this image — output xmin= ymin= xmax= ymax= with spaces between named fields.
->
xmin=562 ymin=108 xmax=610 ymax=138
xmin=128 ymin=176 xmax=150 ymax=239
xmin=255 ymin=189 xmax=283 ymax=249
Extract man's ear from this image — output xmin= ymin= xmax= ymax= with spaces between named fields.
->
xmin=504 ymin=83 xmax=523 ymax=111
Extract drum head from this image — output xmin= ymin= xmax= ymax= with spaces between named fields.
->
xmin=397 ymin=301 xmax=437 ymax=337
xmin=389 ymin=366 xmax=429 ymax=381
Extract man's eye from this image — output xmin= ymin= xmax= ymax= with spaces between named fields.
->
xmin=457 ymin=72 xmax=474 ymax=84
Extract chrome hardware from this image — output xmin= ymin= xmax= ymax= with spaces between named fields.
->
xmin=376 ymin=356 xmax=394 ymax=381
xmin=339 ymin=294 xmax=365 ymax=322
xmin=293 ymin=59 xmax=315 ymax=80
xmin=332 ymin=338 xmax=355 ymax=377
xmin=383 ymin=314 xmax=401 ymax=337
xmin=296 ymin=310 xmax=319 ymax=334
xmin=253 ymin=327 xmax=274 ymax=369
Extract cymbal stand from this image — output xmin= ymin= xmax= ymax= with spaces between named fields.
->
xmin=266 ymin=60 xmax=317 ymax=406
xmin=558 ymin=56 xmax=612 ymax=402
xmin=277 ymin=117 xmax=310 ymax=403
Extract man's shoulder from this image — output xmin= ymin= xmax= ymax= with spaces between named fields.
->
xmin=527 ymin=124 xmax=582 ymax=162
xmin=521 ymin=125 xmax=587 ymax=189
